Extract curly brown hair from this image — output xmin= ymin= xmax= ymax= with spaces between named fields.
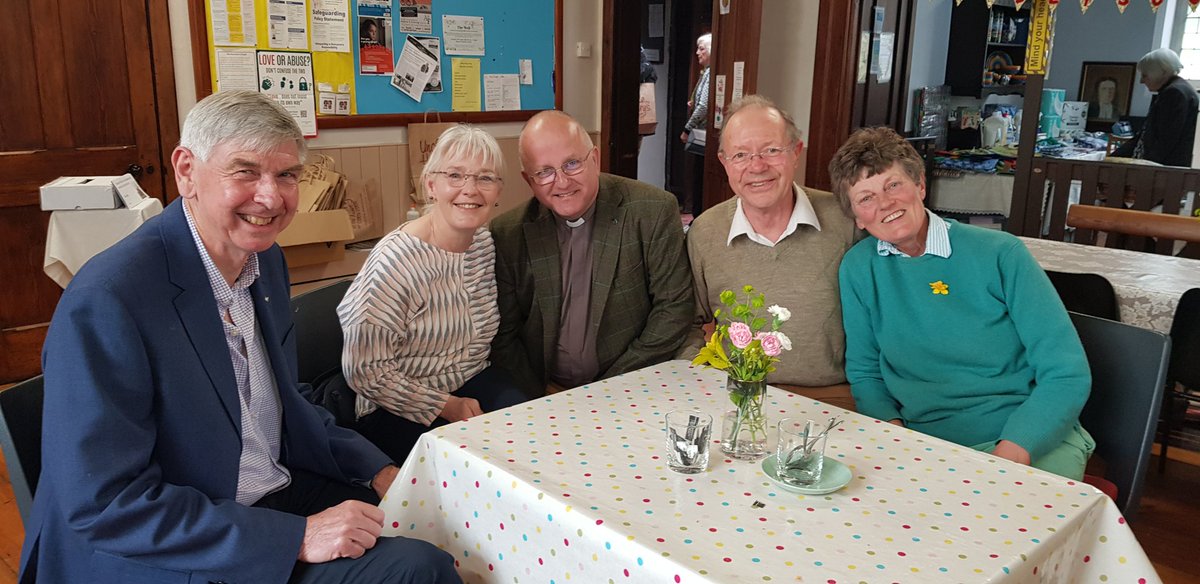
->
xmin=827 ymin=127 xmax=924 ymax=218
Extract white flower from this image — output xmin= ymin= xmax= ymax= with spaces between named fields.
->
xmin=768 ymin=305 xmax=791 ymax=323
xmin=772 ymin=331 xmax=793 ymax=351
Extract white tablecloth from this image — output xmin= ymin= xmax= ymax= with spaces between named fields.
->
xmin=43 ymin=197 xmax=162 ymax=288
xmin=380 ymin=360 xmax=1159 ymax=584
xmin=930 ymin=173 xmax=1014 ymax=216
xmin=1021 ymin=235 xmax=1200 ymax=333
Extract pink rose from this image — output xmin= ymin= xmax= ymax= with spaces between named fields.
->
xmin=728 ymin=322 xmax=753 ymax=348
xmin=756 ymin=332 xmax=782 ymax=356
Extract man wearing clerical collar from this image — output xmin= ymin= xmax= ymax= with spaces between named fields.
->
xmin=679 ymin=95 xmax=860 ymax=411
xmin=491 ymin=110 xmax=694 ymax=395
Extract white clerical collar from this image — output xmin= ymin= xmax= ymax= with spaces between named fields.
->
xmin=726 ymin=184 xmax=822 ymax=247
xmin=565 ymin=217 xmax=585 ymax=228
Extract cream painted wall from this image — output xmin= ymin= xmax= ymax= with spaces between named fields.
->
xmin=755 ymin=0 xmax=820 ymax=186
xmin=165 ymin=0 xmax=604 ymax=145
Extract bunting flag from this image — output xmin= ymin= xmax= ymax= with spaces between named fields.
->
xmin=1191 ymin=0 xmax=1200 ymax=12
xmin=1015 ymin=0 xmax=1027 ymax=9
xmin=956 ymin=0 xmax=964 ymax=5
xmin=1150 ymin=0 xmax=1165 ymax=11
xmin=1117 ymin=0 xmax=1130 ymax=12
xmin=986 ymin=0 xmax=996 ymax=7
xmin=1081 ymin=0 xmax=1093 ymax=13
xmin=1048 ymin=0 xmax=1060 ymax=11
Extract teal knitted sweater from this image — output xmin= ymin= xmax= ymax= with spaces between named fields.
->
xmin=838 ymin=222 xmax=1090 ymax=459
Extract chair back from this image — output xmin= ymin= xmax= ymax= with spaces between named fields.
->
xmin=291 ymin=279 xmax=353 ymax=384
xmin=1070 ymin=312 xmax=1170 ymax=518
xmin=0 ymin=375 xmax=44 ymax=526
xmin=1046 ymin=271 xmax=1119 ymax=321
xmin=1168 ymin=288 xmax=1200 ymax=390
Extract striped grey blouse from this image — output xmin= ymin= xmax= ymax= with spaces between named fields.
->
xmin=337 ymin=226 xmax=499 ymax=425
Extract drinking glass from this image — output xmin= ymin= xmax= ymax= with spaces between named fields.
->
xmin=775 ymin=418 xmax=827 ymax=486
xmin=665 ymin=411 xmax=712 ymax=474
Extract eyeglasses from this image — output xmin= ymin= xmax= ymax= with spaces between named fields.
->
xmin=529 ymin=157 xmax=590 ymax=185
xmin=718 ymin=144 xmax=794 ymax=168
xmin=430 ymin=171 xmax=503 ymax=191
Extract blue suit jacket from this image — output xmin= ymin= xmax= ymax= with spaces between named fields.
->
xmin=19 ymin=200 xmax=392 ymax=583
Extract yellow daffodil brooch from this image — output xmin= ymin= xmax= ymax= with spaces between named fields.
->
xmin=929 ymin=280 xmax=949 ymax=295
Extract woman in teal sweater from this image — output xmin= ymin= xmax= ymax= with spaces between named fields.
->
xmin=828 ymin=127 xmax=1094 ymax=480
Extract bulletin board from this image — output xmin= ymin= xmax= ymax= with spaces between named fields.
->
xmin=188 ymin=0 xmax=563 ymax=130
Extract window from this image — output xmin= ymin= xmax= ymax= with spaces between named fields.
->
xmin=1180 ymin=9 xmax=1200 ymax=79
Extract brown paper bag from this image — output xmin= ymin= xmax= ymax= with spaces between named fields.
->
xmin=638 ymin=82 xmax=658 ymax=136
xmin=343 ymin=178 xmax=384 ymax=243
xmin=407 ymin=121 xmax=459 ymax=196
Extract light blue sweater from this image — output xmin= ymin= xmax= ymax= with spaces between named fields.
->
xmin=838 ymin=222 xmax=1090 ymax=460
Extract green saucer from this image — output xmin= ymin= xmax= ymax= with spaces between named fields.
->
xmin=761 ymin=456 xmax=852 ymax=495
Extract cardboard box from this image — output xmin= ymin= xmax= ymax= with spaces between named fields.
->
xmin=278 ymin=209 xmax=354 ymax=269
xmin=40 ymin=176 xmax=123 ymax=210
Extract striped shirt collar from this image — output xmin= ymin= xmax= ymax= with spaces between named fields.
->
xmin=182 ymin=200 xmax=260 ymax=297
xmin=727 ymin=184 xmax=822 ymax=247
xmin=876 ymin=209 xmax=952 ymax=258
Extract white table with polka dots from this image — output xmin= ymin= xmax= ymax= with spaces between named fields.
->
xmin=380 ymin=360 xmax=1158 ymax=584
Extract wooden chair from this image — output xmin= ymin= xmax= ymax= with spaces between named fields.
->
xmin=1070 ymin=312 xmax=1171 ymax=518
xmin=1067 ymin=204 xmax=1200 ymax=256
xmin=1045 ymin=271 xmax=1119 ymax=321
xmin=1158 ymin=288 xmax=1200 ymax=473
xmin=0 ymin=375 xmax=44 ymax=526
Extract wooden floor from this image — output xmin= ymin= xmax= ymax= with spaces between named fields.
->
xmin=0 ymin=452 xmax=1196 ymax=582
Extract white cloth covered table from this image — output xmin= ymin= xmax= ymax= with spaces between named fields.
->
xmin=929 ymin=173 xmax=1014 ymax=216
xmin=1021 ymin=235 xmax=1200 ymax=333
xmin=43 ymin=197 xmax=163 ymax=288
xmin=379 ymin=360 xmax=1158 ymax=584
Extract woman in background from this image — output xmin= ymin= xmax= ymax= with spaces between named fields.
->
xmin=338 ymin=124 xmax=527 ymax=463
xmin=830 ymin=127 xmax=1094 ymax=480
xmin=1114 ymin=48 xmax=1199 ymax=167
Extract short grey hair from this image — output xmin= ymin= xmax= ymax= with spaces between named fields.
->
xmin=720 ymin=94 xmax=802 ymax=150
xmin=1138 ymin=48 xmax=1184 ymax=86
xmin=421 ymin=124 xmax=505 ymax=200
xmin=180 ymin=90 xmax=307 ymax=163
xmin=517 ymin=110 xmax=593 ymax=171
xmin=697 ymin=33 xmax=712 ymax=50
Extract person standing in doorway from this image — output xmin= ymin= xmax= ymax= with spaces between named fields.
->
xmin=679 ymin=33 xmax=712 ymax=217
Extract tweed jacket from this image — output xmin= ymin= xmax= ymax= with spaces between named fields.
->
xmin=490 ymin=173 xmax=694 ymax=394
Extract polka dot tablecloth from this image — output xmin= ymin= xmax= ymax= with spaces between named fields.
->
xmin=380 ymin=360 xmax=1160 ymax=583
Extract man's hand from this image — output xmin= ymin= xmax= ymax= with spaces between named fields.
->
xmin=992 ymin=440 xmax=1032 ymax=466
xmin=680 ymin=131 xmax=689 ymax=143
xmin=298 ymin=501 xmax=384 ymax=563
xmin=371 ymin=465 xmax=399 ymax=499
xmin=438 ymin=395 xmax=482 ymax=423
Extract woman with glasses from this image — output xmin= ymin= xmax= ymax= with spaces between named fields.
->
xmin=337 ymin=124 xmax=528 ymax=463
xmin=830 ymin=127 xmax=1093 ymax=480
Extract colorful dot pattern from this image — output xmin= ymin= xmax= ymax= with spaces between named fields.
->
xmin=379 ymin=360 xmax=1159 ymax=583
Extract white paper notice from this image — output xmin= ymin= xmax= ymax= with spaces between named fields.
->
xmin=644 ymin=49 xmax=660 ymax=62
xmin=409 ymin=36 xmax=443 ymax=92
xmin=215 ymin=47 xmax=259 ymax=91
xmin=211 ymin=0 xmax=257 ymax=47
xmin=719 ymin=0 xmax=731 ymax=15
xmin=287 ymin=0 xmax=308 ymax=49
xmin=857 ymin=32 xmax=869 ymax=84
xmin=443 ymin=15 xmax=485 ymax=56
xmin=648 ymin=5 xmax=664 ymax=38
xmin=390 ymin=36 xmax=438 ymax=101
xmin=519 ymin=59 xmax=533 ymax=85
xmin=312 ymin=0 xmax=350 ymax=52
xmin=399 ymin=0 xmax=433 ymax=34
xmin=267 ymin=0 xmax=307 ymax=49
xmin=713 ymin=74 xmax=727 ymax=129
xmin=878 ymin=32 xmax=895 ymax=83
xmin=732 ymin=61 xmax=745 ymax=102
xmin=256 ymin=51 xmax=317 ymax=136
xmin=484 ymin=74 xmax=520 ymax=111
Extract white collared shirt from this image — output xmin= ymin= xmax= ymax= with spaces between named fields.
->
xmin=726 ymin=185 xmax=822 ymax=247
xmin=876 ymin=209 xmax=953 ymax=258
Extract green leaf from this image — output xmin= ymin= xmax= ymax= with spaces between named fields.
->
xmin=720 ymin=290 xmax=736 ymax=306
xmin=751 ymin=294 xmax=765 ymax=309
xmin=751 ymin=317 xmax=766 ymax=331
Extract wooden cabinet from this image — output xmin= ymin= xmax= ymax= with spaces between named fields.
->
xmin=945 ymin=0 xmax=1031 ymax=97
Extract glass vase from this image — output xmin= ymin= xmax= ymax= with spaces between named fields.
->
xmin=721 ymin=376 xmax=769 ymax=460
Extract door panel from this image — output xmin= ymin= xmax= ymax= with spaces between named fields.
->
xmin=0 ymin=0 xmax=174 ymax=383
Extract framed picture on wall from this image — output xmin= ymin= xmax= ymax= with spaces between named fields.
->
xmin=1078 ymin=61 xmax=1136 ymax=125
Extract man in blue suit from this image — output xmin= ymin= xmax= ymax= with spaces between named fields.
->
xmin=20 ymin=91 xmax=461 ymax=583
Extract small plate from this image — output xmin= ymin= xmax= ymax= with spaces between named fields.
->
xmin=761 ymin=456 xmax=852 ymax=495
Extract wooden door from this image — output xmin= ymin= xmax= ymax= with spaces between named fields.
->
xmin=0 ymin=0 xmax=178 ymax=384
